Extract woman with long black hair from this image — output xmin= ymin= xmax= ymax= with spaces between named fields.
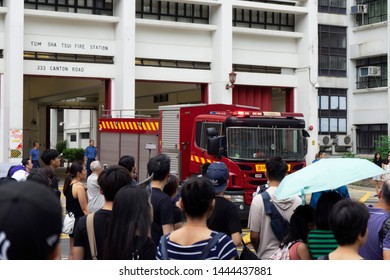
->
xmin=63 ymin=160 xmax=88 ymax=259
xmin=104 ymin=186 xmax=156 ymax=260
xmin=373 ymin=152 xmax=384 ymax=196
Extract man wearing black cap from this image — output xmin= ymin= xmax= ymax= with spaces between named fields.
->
xmin=206 ymin=162 xmax=242 ymax=246
xmin=0 ymin=181 xmax=62 ymax=260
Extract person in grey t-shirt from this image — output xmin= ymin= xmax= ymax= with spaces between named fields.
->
xmin=87 ymin=161 xmax=104 ymax=213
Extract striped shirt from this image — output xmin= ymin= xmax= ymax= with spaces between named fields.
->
xmin=156 ymin=231 xmax=237 ymax=260
xmin=307 ymin=229 xmax=338 ymax=259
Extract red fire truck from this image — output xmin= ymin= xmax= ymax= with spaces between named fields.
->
xmin=98 ymin=104 xmax=309 ymax=219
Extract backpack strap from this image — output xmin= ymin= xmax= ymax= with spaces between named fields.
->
xmin=261 ymin=191 xmax=289 ymax=242
xmin=261 ymin=191 xmax=285 ymax=221
xmin=86 ymin=213 xmax=97 ymax=260
xmin=379 ymin=217 xmax=390 ymax=249
xmin=261 ymin=191 xmax=273 ymax=215
xmin=198 ymin=232 xmax=224 ymax=260
xmin=159 ymin=234 xmax=169 ymax=260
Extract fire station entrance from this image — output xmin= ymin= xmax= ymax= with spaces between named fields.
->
xmin=23 ymin=76 xmax=106 ymax=159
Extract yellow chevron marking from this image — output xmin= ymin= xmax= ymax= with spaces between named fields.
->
xmin=146 ymin=122 xmax=151 ymax=130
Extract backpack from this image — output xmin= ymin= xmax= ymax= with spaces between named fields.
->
xmin=159 ymin=232 xmax=224 ymax=260
xmin=261 ymin=191 xmax=290 ymax=242
xmin=268 ymin=241 xmax=296 ymax=260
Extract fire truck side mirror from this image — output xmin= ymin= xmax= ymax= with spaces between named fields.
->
xmin=302 ymin=129 xmax=310 ymax=138
xmin=206 ymin=127 xmax=218 ymax=137
xmin=207 ymin=137 xmax=220 ymax=156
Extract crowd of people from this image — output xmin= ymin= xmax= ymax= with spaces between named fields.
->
xmin=0 ymin=143 xmax=390 ymax=261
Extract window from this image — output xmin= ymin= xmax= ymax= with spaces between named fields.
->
xmin=318 ymin=88 xmax=347 ymax=134
xmin=153 ymin=94 xmax=168 ymax=103
xmin=70 ymin=134 xmax=77 ymax=142
xmin=356 ymin=124 xmax=388 ymax=154
xmin=24 ymin=0 xmax=113 ymax=16
xmin=195 ymin=122 xmax=223 ymax=150
xmin=233 ymin=8 xmax=295 ymax=31
xmin=355 ymin=0 xmax=387 ymax=26
xmin=24 ymin=52 xmax=114 ymax=64
xmin=136 ymin=58 xmax=211 ymax=70
xmin=136 ymin=0 xmax=209 ymax=24
xmin=233 ymin=64 xmax=281 ymax=74
xmin=80 ymin=132 xmax=90 ymax=139
xmin=356 ymin=56 xmax=387 ymax=89
xmin=318 ymin=0 xmax=346 ymax=14
xmin=318 ymin=25 xmax=347 ymax=77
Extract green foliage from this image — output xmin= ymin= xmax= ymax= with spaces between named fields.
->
xmin=343 ymin=152 xmax=356 ymax=158
xmin=62 ymin=148 xmax=84 ymax=162
xmin=374 ymin=135 xmax=390 ymax=158
xmin=56 ymin=140 xmax=67 ymax=155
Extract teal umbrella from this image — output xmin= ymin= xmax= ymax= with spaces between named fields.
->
xmin=274 ymin=158 xmax=387 ymax=200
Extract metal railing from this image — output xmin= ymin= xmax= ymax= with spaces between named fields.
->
xmin=101 ymin=109 xmax=160 ymax=119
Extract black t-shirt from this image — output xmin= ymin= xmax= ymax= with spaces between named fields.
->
xmin=207 ymin=196 xmax=242 ymax=236
xmin=173 ymin=203 xmax=184 ymax=225
xmin=73 ymin=209 xmax=112 ymax=260
xmin=151 ymin=188 xmax=174 ymax=245
xmin=131 ymin=236 xmax=157 ymax=260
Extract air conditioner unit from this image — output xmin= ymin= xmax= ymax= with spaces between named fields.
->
xmin=351 ymin=4 xmax=368 ymax=14
xmin=358 ymin=66 xmax=381 ymax=78
xmin=319 ymin=135 xmax=332 ymax=146
xmin=337 ymin=135 xmax=353 ymax=147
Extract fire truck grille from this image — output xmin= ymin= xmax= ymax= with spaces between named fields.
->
xmin=237 ymin=164 xmax=253 ymax=171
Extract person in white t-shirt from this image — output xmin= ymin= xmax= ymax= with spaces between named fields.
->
xmin=87 ymin=161 xmax=104 ymax=213
xmin=248 ymin=156 xmax=302 ymax=259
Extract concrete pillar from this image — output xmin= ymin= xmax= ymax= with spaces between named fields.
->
xmin=295 ymin=0 xmax=318 ymax=164
xmin=0 ymin=0 xmax=24 ymax=162
xmin=208 ymin=1 xmax=233 ymax=104
xmin=111 ymin=0 xmax=135 ymax=116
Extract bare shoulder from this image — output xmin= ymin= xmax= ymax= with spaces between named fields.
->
xmin=74 ymin=182 xmax=86 ymax=190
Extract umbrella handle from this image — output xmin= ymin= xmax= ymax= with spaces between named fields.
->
xmin=301 ymin=189 xmax=306 ymax=205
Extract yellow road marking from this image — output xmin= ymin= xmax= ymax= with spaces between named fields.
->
xmin=359 ymin=191 xmax=374 ymax=203
xmin=242 ymin=234 xmax=251 ymax=244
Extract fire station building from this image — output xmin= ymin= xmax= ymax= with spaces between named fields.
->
xmin=0 ymin=0 xmax=388 ymax=164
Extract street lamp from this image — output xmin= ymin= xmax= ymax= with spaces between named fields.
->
xmin=225 ymin=70 xmax=237 ymax=90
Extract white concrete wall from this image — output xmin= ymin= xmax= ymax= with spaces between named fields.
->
xmin=1 ymin=1 xmax=24 ymax=163
xmin=4 ymin=0 xmax=379 ymax=163
xmin=63 ymin=109 xmax=97 ymax=149
xmin=347 ymin=0 xmax=390 ymax=144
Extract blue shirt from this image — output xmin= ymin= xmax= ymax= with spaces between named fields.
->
xmin=359 ymin=207 xmax=390 ymax=260
xmin=85 ymin=145 xmax=97 ymax=159
xmin=29 ymin=148 xmax=40 ymax=161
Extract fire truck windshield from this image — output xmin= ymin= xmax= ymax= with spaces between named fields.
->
xmin=226 ymin=127 xmax=306 ymax=161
